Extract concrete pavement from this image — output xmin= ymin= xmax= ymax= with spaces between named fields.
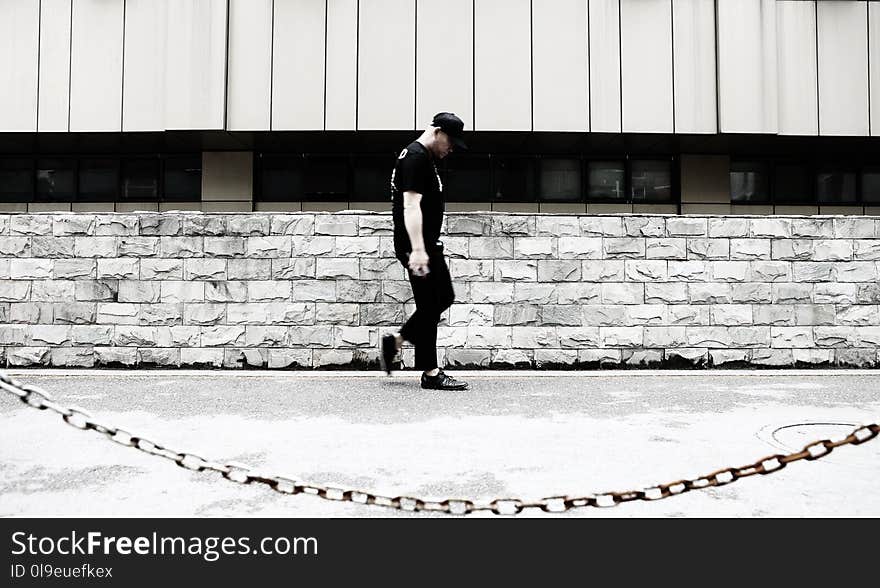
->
xmin=1 ymin=370 xmax=878 ymax=517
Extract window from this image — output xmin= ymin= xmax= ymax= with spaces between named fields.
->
xmin=0 ymin=159 xmax=33 ymax=202
xmin=163 ymin=156 xmax=202 ymax=201
xmin=492 ymin=157 xmax=536 ymax=201
xmin=122 ymin=159 xmax=160 ymax=200
xmin=259 ymin=155 xmax=305 ymax=201
xmin=862 ymin=168 xmax=880 ymax=203
xmin=730 ymin=161 xmax=770 ymax=203
xmin=630 ymin=160 xmax=672 ymax=202
xmin=442 ymin=155 xmax=491 ymax=201
xmin=587 ymin=161 xmax=625 ymax=201
xmin=353 ymin=156 xmax=392 ymax=201
xmin=304 ymin=156 xmax=349 ymax=199
xmin=816 ymin=170 xmax=857 ymax=204
xmin=78 ymin=159 xmax=118 ymax=201
xmin=773 ymin=164 xmax=811 ymax=204
xmin=539 ymin=158 xmax=582 ymax=201
xmin=36 ymin=159 xmax=75 ymax=202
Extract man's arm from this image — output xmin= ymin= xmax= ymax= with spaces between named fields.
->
xmin=403 ymin=191 xmax=430 ymax=276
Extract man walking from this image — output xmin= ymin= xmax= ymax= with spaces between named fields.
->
xmin=381 ymin=112 xmax=469 ymax=391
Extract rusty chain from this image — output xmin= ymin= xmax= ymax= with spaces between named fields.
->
xmin=1 ymin=370 xmax=877 ymax=515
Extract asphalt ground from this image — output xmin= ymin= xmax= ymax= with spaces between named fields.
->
xmin=1 ymin=370 xmax=878 ymax=518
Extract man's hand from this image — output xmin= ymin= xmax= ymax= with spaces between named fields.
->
xmin=408 ymin=248 xmax=430 ymax=277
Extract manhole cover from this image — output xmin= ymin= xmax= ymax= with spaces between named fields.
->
xmin=757 ymin=422 xmax=878 ymax=470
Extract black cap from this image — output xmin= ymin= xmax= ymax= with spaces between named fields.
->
xmin=431 ymin=112 xmax=468 ymax=151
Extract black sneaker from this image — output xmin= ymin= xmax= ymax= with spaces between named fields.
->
xmin=421 ymin=370 xmax=469 ymax=391
xmin=381 ymin=334 xmax=398 ymax=374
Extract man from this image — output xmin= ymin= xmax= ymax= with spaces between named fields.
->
xmin=380 ymin=112 xmax=469 ymax=391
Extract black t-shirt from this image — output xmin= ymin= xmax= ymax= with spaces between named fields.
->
xmin=390 ymin=141 xmax=444 ymax=260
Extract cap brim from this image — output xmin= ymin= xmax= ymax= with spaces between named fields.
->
xmin=450 ymin=135 xmax=468 ymax=151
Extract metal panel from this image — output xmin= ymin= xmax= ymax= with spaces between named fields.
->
xmin=0 ymin=1 xmax=40 ymax=131
xmin=123 ymin=0 xmax=167 ymax=132
xmin=165 ymin=0 xmax=228 ymax=130
xmin=620 ymin=0 xmax=673 ymax=133
xmin=227 ymin=0 xmax=272 ymax=131
xmin=69 ymin=0 xmax=124 ymax=132
xmin=273 ymin=0 xmax=326 ymax=130
xmin=589 ymin=0 xmax=622 ymax=133
xmin=38 ymin=0 xmax=72 ymax=132
xmin=871 ymin=2 xmax=880 ymax=136
xmin=776 ymin=1 xmax=817 ymax=136
xmin=474 ymin=0 xmax=531 ymax=131
xmin=417 ymin=0 xmax=474 ymax=130
xmin=325 ymin=0 xmax=358 ymax=130
xmin=672 ymin=0 xmax=716 ymax=134
xmin=532 ymin=0 xmax=589 ymax=132
xmin=358 ymin=0 xmax=415 ymax=130
xmin=818 ymin=0 xmax=868 ymax=136
xmin=717 ymin=0 xmax=777 ymax=133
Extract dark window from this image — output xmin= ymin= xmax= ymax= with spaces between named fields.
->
xmin=539 ymin=158 xmax=582 ymax=201
xmin=36 ymin=159 xmax=75 ymax=202
xmin=816 ymin=170 xmax=857 ymax=204
xmin=442 ymin=155 xmax=491 ymax=201
xmin=730 ymin=161 xmax=770 ymax=203
xmin=630 ymin=160 xmax=672 ymax=202
xmin=492 ymin=157 xmax=536 ymax=201
xmin=353 ymin=156 xmax=393 ymax=201
xmin=78 ymin=158 xmax=118 ymax=201
xmin=773 ymin=164 xmax=811 ymax=204
xmin=122 ymin=159 xmax=160 ymax=200
xmin=587 ymin=160 xmax=626 ymax=201
xmin=0 ymin=159 xmax=33 ymax=202
xmin=259 ymin=155 xmax=305 ymax=201
xmin=164 ymin=156 xmax=201 ymax=201
xmin=304 ymin=156 xmax=349 ymax=199
xmin=862 ymin=168 xmax=880 ymax=203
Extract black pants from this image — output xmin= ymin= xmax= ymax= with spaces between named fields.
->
xmin=398 ymin=244 xmax=455 ymax=371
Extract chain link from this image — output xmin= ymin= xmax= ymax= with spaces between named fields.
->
xmin=1 ymin=370 xmax=877 ymax=515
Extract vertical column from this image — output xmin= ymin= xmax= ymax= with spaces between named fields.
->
xmin=165 ymin=0 xmax=228 ymax=130
xmin=123 ymin=0 xmax=168 ymax=131
xmin=272 ymin=0 xmax=326 ymax=130
xmin=817 ymin=0 xmax=869 ymax=136
xmin=416 ymin=0 xmax=474 ymax=129
xmin=0 ymin=1 xmax=41 ymax=131
xmin=672 ymin=0 xmax=717 ymax=134
xmin=357 ymin=0 xmax=415 ymax=130
xmin=776 ymin=1 xmax=818 ymax=136
xmin=474 ymin=0 xmax=531 ymax=130
xmin=69 ymin=0 xmax=124 ymax=132
xmin=325 ymin=0 xmax=358 ymax=130
xmin=227 ymin=0 xmax=272 ymax=131
xmin=532 ymin=0 xmax=589 ymax=132
xmin=717 ymin=0 xmax=778 ymax=133
xmin=38 ymin=0 xmax=72 ymax=132
xmin=620 ymin=0 xmax=673 ymax=133
xmin=589 ymin=0 xmax=622 ymax=133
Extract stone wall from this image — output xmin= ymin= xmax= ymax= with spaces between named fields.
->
xmin=1 ymin=212 xmax=879 ymax=369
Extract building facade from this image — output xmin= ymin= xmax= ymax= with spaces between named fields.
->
xmin=1 ymin=0 xmax=879 ymax=369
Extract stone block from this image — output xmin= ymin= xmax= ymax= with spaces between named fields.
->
xmin=581 ymin=216 xmax=625 ymax=237
xmin=333 ymin=237 xmax=380 ymax=257
xmin=182 ymin=215 xmax=227 ymax=236
xmin=141 ymin=259 xmax=183 ymax=280
xmin=603 ymin=238 xmax=645 ymax=259
xmin=160 ymin=237 xmax=204 ymax=258
xmin=538 ymin=260 xmax=581 ymax=282
xmin=623 ymin=217 xmax=665 ymax=237
xmin=228 ymin=259 xmax=272 ymax=280
xmin=314 ymin=214 xmax=359 ymax=236
xmin=494 ymin=304 xmax=540 ymax=326
xmin=270 ymin=215 xmax=315 ymax=236
xmin=470 ymin=237 xmax=514 ymax=258
xmin=118 ymin=237 xmax=159 ymax=257
xmin=272 ymin=258 xmax=316 ymax=280
xmin=513 ymin=237 xmax=555 ymax=259
xmin=730 ymin=239 xmax=770 ymax=260
xmin=205 ymin=281 xmax=248 ymax=303
xmin=227 ymin=216 xmax=270 ymax=236
xmin=646 ymin=238 xmax=687 ymax=260
xmin=600 ymin=327 xmax=643 ymax=347
xmin=687 ymin=239 xmax=729 ymax=260
xmin=555 ymin=283 xmax=600 ymax=304
xmin=204 ymin=237 xmax=247 ymax=258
